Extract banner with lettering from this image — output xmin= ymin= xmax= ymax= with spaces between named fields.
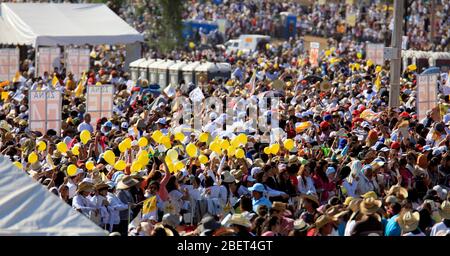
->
xmin=0 ymin=48 xmax=19 ymax=82
xmin=417 ymin=74 xmax=438 ymax=121
xmin=86 ymin=85 xmax=114 ymax=124
xmin=29 ymin=90 xmax=62 ymax=135
xmin=65 ymin=47 xmax=90 ymax=81
xmin=37 ymin=47 xmax=61 ymax=78
xmin=366 ymin=44 xmax=385 ymax=66
xmin=309 ymin=42 xmax=320 ymax=67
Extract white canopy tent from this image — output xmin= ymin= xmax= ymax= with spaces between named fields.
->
xmin=0 ymin=155 xmax=108 ymax=236
xmin=0 ymin=3 xmax=144 ymax=47
xmin=0 ymin=3 xmax=144 ymax=70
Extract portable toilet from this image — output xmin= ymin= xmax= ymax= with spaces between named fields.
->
xmin=194 ymin=62 xmax=219 ymax=85
xmin=138 ymin=58 xmax=156 ymax=81
xmin=148 ymin=59 xmax=165 ymax=85
xmin=168 ymin=60 xmax=188 ymax=86
xmin=215 ymin=62 xmax=232 ymax=82
xmin=130 ymin=58 xmax=145 ymax=81
xmin=157 ymin=60 xmax=175 ymax=89
xmin=181 ymin=61 xmax=201 ymax=85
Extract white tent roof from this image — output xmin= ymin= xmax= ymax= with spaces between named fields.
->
xmin=0 ymin=3 xmax=144 ymax=47
xmin=0 ymin=155 xmax=108 ymax=236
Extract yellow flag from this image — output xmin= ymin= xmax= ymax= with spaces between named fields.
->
xmin=142 ymin=196 xmax=157 ymax=215
xmin=375 ymin=75 xmax=381 ymax=91
xmin=52 ymin=75 xmax=59 ymax=87
xmin=12 ymin=71 xmax=20 ymax=83
xmin=75 ymin=72 xmax=87 ymax=97
xmin=1 ymin=92 xmax=8 ymax=101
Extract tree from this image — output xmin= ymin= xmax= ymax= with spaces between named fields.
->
xmin=156 ymin=0 xmax=184 ymax=54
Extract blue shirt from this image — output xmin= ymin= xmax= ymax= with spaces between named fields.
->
xmin=252 ymin=196 xmax=272 ymax=212
xmin=385 ymin=214 xmax=401 ymax=236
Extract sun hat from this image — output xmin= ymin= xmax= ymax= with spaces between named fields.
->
xmin=343 ymin=197 xmax=355 ymax=206
xmin=314 ymin=214 xmax=337 ymax=230
xmin=76 ymin=182 xmax=95 ymax=194
xmin=272 ymin=201 xmax=287 ymax=212
xmin=362 ymin=191 xmax=378 ymax=199
xmin=439 ymin=200 xmax=450 ymax=220
xmin=228 ymin=213 xmax=252 ymax=228
xmin=300 ymin=193 xmax=320 ymax=205
xmin=230 ymin=169 xmax=243 ymax=183
xmin=221 ymin=171 xmax=236 ymax=183
xmin=95 ymin=183 xmax=109 ymax=191
xmin=248 ymin=183 xmax=265 ymax=193
xmin=293 ymin=218 xmax=309 ymax=232
xmin=359 ymin=197 xmax=382 ymax=215
xmin=116 ymin=176 xmax=140 ymax=190
xmin=386 ymin=185 xmax=408 ymax=200
xmin=398 ymin=211 xmax=420 ymax=233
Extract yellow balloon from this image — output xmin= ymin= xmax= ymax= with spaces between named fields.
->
xmin=237 ymin=133 xmax=247 ymax=145
xmin=72 ymin=145 xmax=80 ymax=156
xmin=167 ymin=149 xmax=179 ymax=161
xmin=67 ymin=164 xmax=77 ymax=176
xmin=28 ymin=152 xmax=38 ymax=164
xmin=167 ymin=161 xmax=175 ymax=173
xmin=123 ymin=138 xmax=132 ymax=149
xmin=227 ymin=147 xmax=235 ymax=157
xmin=264 ymin=146 xmax=271 ymax=155
xmin=209 ymin=141 xmax=221 ymax=154
xmin=13 ymin=161 xmax=23 ymax=170
xmin=235 ymin=148 xmax=245 ymax=159
xmin=186 ymin=143 xmax=198 ymax=157
xmin=131 ymin=161 xmax=142 ymax=173
xmin=407 ymin=64 xmax=417 ymax=71
xmin=231 ymin=137 xmax=240 ymax=148
xmin=138 ymin=153 xmax=150 ymax=166
xmin=366 ymin=59 xmax=374 ymax=67
xmin=165 ymin=155 xmax=173 ymax=165
xmin=375 ymin=65 xmax=382 ymax=73
xmin=119 ymin=141 xmax=127 ymax=153
xmin=164 ymin=141 xmax=172 ymax=149
xmin=199 ymin=154 xmax=208 ymax=164
xmin=175 ymin=132 xmax=185 ymax=141
xmin=86 ymin=161 xmax=95 ymax=171
xmin=270 ymin=144 xmax=280 ymax=154
xmin=57 ymin=142 xmax=68 ymax=153
xmin=357 ymin=52 xmax=362 ymax=59
xmin=152 ymin=130 xmax=163 ymax=143
xmin=37 ymin=141 xmax=46 ymax=152
xmin=220 ymin=139 xmax=230 ymax=150
xmin=199 ymin=132 xmax=209 ymax=143
xmin=265 ymin=43 xmax=270 ymax=50
xmin=80 ymin=130 xmax=91 ymax=144
xmin=325 ymin=50 xmax=331 ymax=57
xmin=189 ymin=42 xmax=195 ymax=49
xmin=161 ymin=135 xmax=170 ymax=145
xmin=174 ymin=161 xmax=184 ymax=171
xmin=114 ymin=160 xmax=126 ymax=171
xmin=284 ymin=139 xmax=294 ymax=151
xmin=103 ymin=150 xmax=116 ymax=165
xmin=138 ymin=137 xmax=148 ymax=147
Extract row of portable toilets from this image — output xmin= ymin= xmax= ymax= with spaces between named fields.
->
xmin=129 ymin=58 xmax=232 ymax=89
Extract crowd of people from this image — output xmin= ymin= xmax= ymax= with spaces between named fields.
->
xmin=1 ymin=0 xmax=450 ymax=237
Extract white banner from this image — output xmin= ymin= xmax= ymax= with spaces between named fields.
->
xmin=417 ymin=74 xmax=438 ymax=121
xmin=66 ymin=47 xmax=90 ymax=80
xmin=0 ymin=48 xmax=19 ymax=81
xmin=309 ymin=42 xmax=320 ymax=67
xmin=86 ymin=85 xmax=114 ymax=124
xmin=29 ymin=90 xmax=62 ymax=136
xmin=37 ymin=47 xmax=61 ymax=78
xmin=366 ymin=43 xmax=384 ymax=66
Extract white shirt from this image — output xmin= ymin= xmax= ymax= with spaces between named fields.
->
xmin=297 ymin=176 xmax=316 ymax=194
xmin=72 ymin=194 xmax=98 ymax=217
xmin=91 ymin=195 xmax=110 ymax=226
xmin=107 ymin=192 xmax=128 ymax=226
xmin=67 ymin=179 xmax=77 ymax=199
xmin=77 ymin=122 xmax=94 ymax=133
xmin=344 ymin=219 xmax=357 ymax=236
xmin=430 ymin=221 xmax=450 ymax=236
xmin=342 ymin=180 xmax=358 ymax=197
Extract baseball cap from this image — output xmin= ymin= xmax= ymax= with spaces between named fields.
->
xmin=121 ymin=122 xmax=129 ymax=129
xmin=248 ymin=183 xmax=265 ymax=193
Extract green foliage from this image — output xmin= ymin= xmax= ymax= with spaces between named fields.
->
xmin=155 ymin=0 xmax=184 ymax=54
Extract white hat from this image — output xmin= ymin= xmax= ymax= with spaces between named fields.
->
xmin=121 ymin=122 xmax=129 ymax=129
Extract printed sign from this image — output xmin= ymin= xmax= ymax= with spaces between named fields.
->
xmin=29 ymin=90 xmax=62 ymax=135
xmin=309 ymin=42 xmax=320 ymax=67
xmin=189 ymin=87 xmax=205 ymax=102
xmin=37 ymin=47 xmax=61 ymax=78
xmin=86 ymin=85 xmax=114 ymax=124
xmin=417 ymin=74 xmax=438 ymax=121
xmin=346 ymin=11 xmax=356 ymax=27
xmin=366 ymin=43 xmax=385 ymax=66
xmin=66 ymin=47 xmax=90 ymax=80
xmin=0 ymin=48 xmax=19 ymax=81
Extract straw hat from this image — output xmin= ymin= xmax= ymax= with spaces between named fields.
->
xmin=229 ymin=213 xmax=252 ymax=228
xmin=325 ymin=206 xmax=349 ymax=219
xmin=359 ymin=197 xmax=382 ymax=215
xmin=385 ymin=185 xmax=408 ymax=200
xmin=362 ymin=191 xmax=378 ymax=199
xmin=314 ymin=214 xmax=337 ymax=230
xmin=116 ymin=176 xmax=140 ymax=190
xmin=293 ymin=218 xmax=309 ymax=232
xmin=439 ymin=200 xmax=450 ymax=220
xmin=95 ymin=183 xmax=110 ymax=191
xmin=398 ymin=211 xmax=420 ymax=233
xmin=300 ymin=193 xmax=320 ymax=205
xmin=272 ymin=201 xmax=287 ymax=212
xmin=221 ymin=171 xmax=235 ymax=183
xmin=153 ymin=223 xmax=174 ymax=236
xmin=76 ymin=183 xmax=95 ymax=194
xmin=230 ymin=169 xmax=243 ymax=183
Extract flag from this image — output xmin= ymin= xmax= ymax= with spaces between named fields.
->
xmin=374 ymin=74 xmax=381 ymax=92
xmin=51 ymin=75 xmax=59 ymax=87
xmin=246 ymin=71 xmax=256 ymax=95
xmin=12 ymin=71 xmax=20 ymax=83
xmin=1 ymin=91 xmax=8 ymax=101
xmin=75 ymin=72 xmax=87 ymax=97
xmin=142 ymin=196 xmax=158 ymax=220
